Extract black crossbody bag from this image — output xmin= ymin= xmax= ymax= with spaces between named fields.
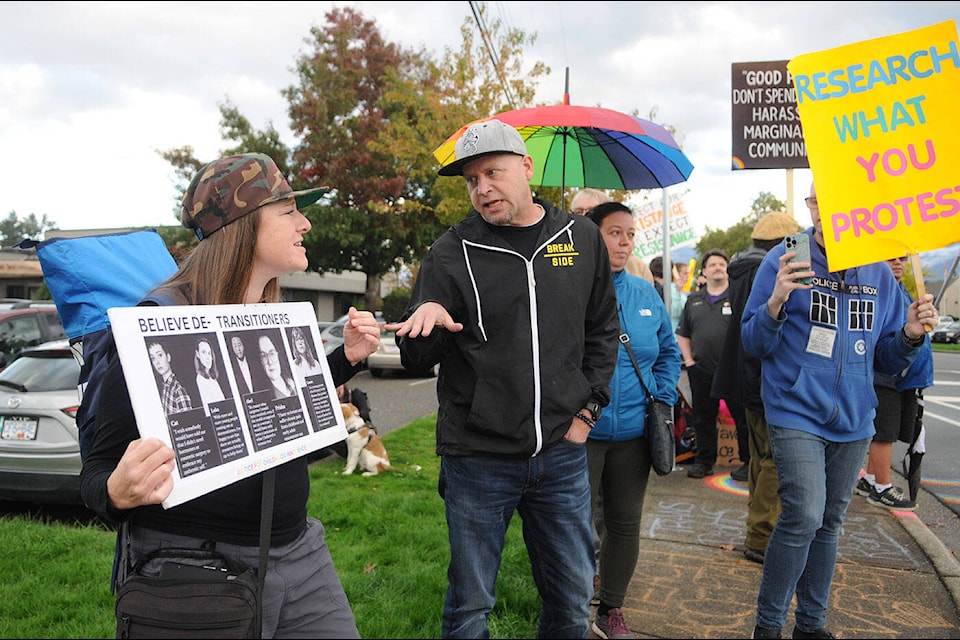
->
xmin=115 ymin=469 xmax=275 ymax=638
xmin=620 ymin=331 xmax=676 ymax=476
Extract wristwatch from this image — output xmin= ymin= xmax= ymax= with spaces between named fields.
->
xmin=584 ymin=400 xmax=602 ymax=422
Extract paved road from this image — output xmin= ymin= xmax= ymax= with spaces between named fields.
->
xmin=346 ymin=368 xmax=439 ymax=436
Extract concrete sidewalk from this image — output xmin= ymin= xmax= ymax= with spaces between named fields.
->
xmin=593 ymin=462 xmax=960 ymax=639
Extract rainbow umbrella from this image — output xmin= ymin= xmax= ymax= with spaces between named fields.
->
xmin=433 ymin=104 xmax=693 ymax=194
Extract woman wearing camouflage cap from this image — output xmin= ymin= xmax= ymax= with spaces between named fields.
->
xmin=80 ymin=153 xmax=381 ymax=638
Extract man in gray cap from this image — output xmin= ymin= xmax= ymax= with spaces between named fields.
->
xmin=387 ymin=119 xmax=620 ymax=638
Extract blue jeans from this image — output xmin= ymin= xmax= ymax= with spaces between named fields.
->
xmin=755 ymin=424 xmax=870 ymax=632
xmin=438 ymin=440 xmax=595 ymax=638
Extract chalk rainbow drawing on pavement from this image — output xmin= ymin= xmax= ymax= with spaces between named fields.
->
xmin=705 ymin=473 xmax=749 ymax=497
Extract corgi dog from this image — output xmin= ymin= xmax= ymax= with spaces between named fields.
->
xmin=341 ymin=402 xmax=391 ymax=476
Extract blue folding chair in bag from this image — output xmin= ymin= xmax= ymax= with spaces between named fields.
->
xmin=18 ymin=229 xmax=178 ymax=461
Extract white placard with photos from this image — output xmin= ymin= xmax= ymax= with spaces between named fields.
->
xmin=107 ymin=301 xmax=345 ymax=509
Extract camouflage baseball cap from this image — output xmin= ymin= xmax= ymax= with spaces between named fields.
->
xmin=181 ymin=153 xmax=329 ymax=240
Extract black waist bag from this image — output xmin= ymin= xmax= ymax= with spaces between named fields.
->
xmin=115 ymin=547 xmax=260 ymax=639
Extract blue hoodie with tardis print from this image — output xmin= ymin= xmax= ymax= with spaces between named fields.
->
xmin=741 ymin=228 xmax=923 ymax=442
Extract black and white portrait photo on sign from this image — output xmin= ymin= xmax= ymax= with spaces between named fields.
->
xmin=288 ymin=324 xmax=324 ymax=386
xmin=256 ymin=328 xmax=298 ymax=400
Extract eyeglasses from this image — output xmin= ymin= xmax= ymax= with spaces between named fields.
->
xmin=571 ymin=208 xmax=591 ymax=215
xmin=804 ymin=197 xmax=818 ymax=208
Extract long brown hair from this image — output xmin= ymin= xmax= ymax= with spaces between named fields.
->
xmin=159 ymin=210 xmax=281 ymax=305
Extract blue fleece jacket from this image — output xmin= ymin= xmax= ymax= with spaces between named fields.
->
xmin=589 ymin=270 xmax=681 ymax=443
xmin=741 ymin=228 xmax=922 ymax=442
xmin=875 ymin=279 xmax=935 ymax=392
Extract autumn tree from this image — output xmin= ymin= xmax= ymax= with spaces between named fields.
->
xmin=157 ymin=3 xmax=548 ymax=311
xmin=284 ymin=4 xmax=548 ymax=310
xmin=427 ymin=6 xmax=550 ymax=223
xmin=277 ymin=7 xmax=447 ymax=311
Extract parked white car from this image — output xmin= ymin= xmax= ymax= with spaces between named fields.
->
xmin=319 ymin=314 xmax=350 ymax=356
xmin=0 ymin=340 xmax=82 ymax=505
xmin=367 ymin=328 xmax=437 ymax=378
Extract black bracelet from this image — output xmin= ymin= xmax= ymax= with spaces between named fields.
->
xmin=575 ymin=411 xmax=596 ymax=429
xmin=901 ymin=326 xmax=924 ymax=347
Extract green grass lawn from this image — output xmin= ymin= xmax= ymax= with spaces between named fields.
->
xmin=0 ymin=415 xmax=540 ymax=639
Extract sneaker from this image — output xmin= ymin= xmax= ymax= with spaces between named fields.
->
xmin=687 ymin=463 xmax=714 ymax=478
xmin=731 ymin=464 xmax=749 ymax=482
xmin=752 ymin=625 xmax=782 ymax=639
xmin=867 ymin=485 xmax=916 ymax=511
xmin=854 ymin=476 xmax=872 ymax=496
xmin=792 ymin=627 xmax=835 ymax=639
xmin=592 ymin=608 xmax=635 ymax=639
xmin=744 ymin=546 xmax=765 ymax=564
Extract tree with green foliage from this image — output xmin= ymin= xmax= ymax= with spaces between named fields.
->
xmin=695 ymin=190 xmax=787 ymax=260
xmin=0 ymin=211 xmax=57 ymax=247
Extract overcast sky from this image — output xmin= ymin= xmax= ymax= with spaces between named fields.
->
xmin=2 ymin=1 xmax=959 ymax=244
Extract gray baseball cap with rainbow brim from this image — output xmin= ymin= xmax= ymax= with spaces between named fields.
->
xmin=438 ymin=119 xmax=528 ymax=177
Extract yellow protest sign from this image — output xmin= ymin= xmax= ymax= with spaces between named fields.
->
xmin=788 ymin=20 xmax=960 ymax=271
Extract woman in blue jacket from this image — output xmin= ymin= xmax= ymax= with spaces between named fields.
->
xmin=585 ymin=202 xmax=681 ymax=639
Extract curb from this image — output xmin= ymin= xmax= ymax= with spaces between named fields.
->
xmin=894 ymin=508 xmax=960 ymax=614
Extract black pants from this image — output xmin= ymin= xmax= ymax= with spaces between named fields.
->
xmin=688 ymin=365 xmax=719 ymax=467
xmin=726 ymin=397 xmax=750 ymax=466
xmin=689 ymin=365 xmax=748 ymax=467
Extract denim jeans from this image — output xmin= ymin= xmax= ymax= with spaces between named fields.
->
xmin=438 ymin=440 xmax=595 ymax=638
xmin=755 ymin=424 xmax=870 ymax=632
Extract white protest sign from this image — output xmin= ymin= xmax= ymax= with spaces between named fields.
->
xmin=108 ymin=301 xmax=345 ymax=508
xmin=629 ymin=192 xmax=697 ymax=260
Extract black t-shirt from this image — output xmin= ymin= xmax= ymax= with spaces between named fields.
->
xmin=676 ymin=287 xmax=732 ymax=374
xmin=489 ymin=216 xmax=545 ymax=259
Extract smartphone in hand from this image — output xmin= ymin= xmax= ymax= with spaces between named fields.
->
xmin=784 ymin=233 xmax=812 ymax=285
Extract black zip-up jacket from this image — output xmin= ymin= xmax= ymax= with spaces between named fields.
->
xmin=711 ymin=244 xmax=767 ymax=412
xmin=397 ymin=198 xmax=619 ymax=458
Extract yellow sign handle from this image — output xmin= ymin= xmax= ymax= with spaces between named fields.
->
xmin=909 ymin=253 xmax=932 ymax=333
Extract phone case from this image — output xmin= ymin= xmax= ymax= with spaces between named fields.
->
xmin=784 ymin=234 xmax=812 ymax=285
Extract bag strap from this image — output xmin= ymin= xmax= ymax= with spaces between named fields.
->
xmin=617 ymin=303 xmax=655 ymax=402
xmin=619 ymin=331 xmax=654 ymax=402
xmin=253 ymin=468 xmax=276 ymax=635
xmin=258 ymin=468 xmax=275 ymax=592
